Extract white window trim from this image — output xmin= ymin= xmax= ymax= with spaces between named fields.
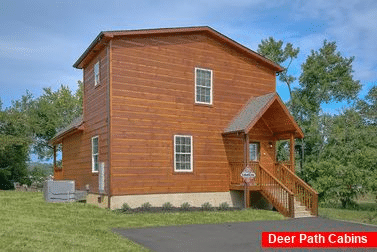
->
xmin=174 ymin=135 xmax=193 ymax=172
xmin=195 ymin=67 xmax=213 ymax=105
xmin=91 ymin=136 xmax=99 ymax=173
xmin=94 ymin=61 xmax=100 ymax=86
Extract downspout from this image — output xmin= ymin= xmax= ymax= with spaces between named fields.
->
xmin=106 ymin=40 xmax=113 ymax=209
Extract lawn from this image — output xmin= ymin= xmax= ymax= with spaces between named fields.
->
xmin=319 ymin=194 xmax=377 ymax=226
xmin=0 ymin=191 xmax=284 ymax=251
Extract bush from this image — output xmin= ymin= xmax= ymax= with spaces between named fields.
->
xmin=201 ymin=202 xmax=213 ymax=211
xmin=141 ymin=202 xmax=152 ymax=211
xmin=121 ymin=203 xmax=131 ymax=212
xmin=218 ymin=202 xmax=230 ymax=211
xmin=180 ymin=202 xmax=191 ymax=211
xmin=162 ymin=202 xmax=173 ymax=211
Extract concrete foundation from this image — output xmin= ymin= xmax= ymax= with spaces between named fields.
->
xmin=86 ymin=194 xmax=109 ymax=208
xmin=105 ymin=191 xmax=244 ymax=210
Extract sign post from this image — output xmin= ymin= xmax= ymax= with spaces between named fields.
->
xmin=240 ymin=166 xmax=256 ymax=209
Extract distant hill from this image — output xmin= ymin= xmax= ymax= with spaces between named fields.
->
xmin=27 ymin=162 xmax=54 ymax=176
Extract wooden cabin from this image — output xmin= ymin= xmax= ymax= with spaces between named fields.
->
xmin=50 ymin=26 xmax=317 ymax=217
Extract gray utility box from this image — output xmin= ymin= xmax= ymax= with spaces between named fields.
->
xmin=43 ymin=180 xmax=75 ymax=202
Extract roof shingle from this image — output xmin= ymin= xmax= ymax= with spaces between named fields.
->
xmin=224 ymin=93 xmax=276 ymax=134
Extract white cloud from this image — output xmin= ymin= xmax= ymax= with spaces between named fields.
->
xmin=289 ymin=0 xmax=377 ymax=82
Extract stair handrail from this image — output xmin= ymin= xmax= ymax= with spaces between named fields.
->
xmin=276 ymin=163 xmax=319 ymax=216
xmin=259 ymin=164 xmax=294 ymax=195
xmin=277 ymin=163 xmax=318 ymax=195
xmin=258 ymin=164 xmax=295 ymax=218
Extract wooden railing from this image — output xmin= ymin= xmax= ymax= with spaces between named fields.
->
xmin=230 ymin=161 xmax=294 ymax=217
xmin=275 ymin=163 xmax=318 ymax=216
xmin=229 ymin=161 xmax=259 ymax=185
xmin=258 ymin=164 xmax=295 ymax=218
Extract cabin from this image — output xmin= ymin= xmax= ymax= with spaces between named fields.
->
xmin=50 ymin=26 xmax=318 ymax=217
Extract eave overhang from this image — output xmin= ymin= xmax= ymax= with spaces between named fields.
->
xmin=73 ymin=26 xmax=284 ymax=72
xmin=49 ymin=116 xmax=84 ymax=145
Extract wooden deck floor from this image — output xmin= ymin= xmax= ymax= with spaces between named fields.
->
xmin=229 ymin=184 xmax=261 ymax=191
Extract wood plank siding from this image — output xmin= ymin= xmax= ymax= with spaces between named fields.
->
xmin=51 ymin=27 xmax=320 ymax=215
xmin=109 ymin=33 xmax=276 ymax=196
xmin=61 ymin=48 xmax=109 ymax=193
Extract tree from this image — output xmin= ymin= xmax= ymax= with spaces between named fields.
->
xmin=357 ymin=85 xmax=377 ymax=125
xmin=293 ymin=41 xmax=362 ymax=171
xmin=257 ymin=37 xmax=373 ymax=207
xmin=257 ymin=37 xmax=300 ymax=109
xmin=29 ymin=163 xmax=53 ymax=188
xmin=302 ymin=108 xmax=377 ymax=207
xmin=29 ymin=82 xmax=83 ymax=160
xmin=0 ymin=82 xmax=82 ymax=188
xmin=296 ymin=40 xmax=361 ymax=116
xmin=0 ymin=94 xmax=33 ymax=189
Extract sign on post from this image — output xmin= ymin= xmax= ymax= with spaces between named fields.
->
xmin=241 ymin=166 xmax=256 ymax=184
xmin=241 ymin=165 xmax=256 ymax=209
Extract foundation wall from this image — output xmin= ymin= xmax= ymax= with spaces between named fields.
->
xmin=108 ymin=191 xmax=243 ymax=210
xmin=86 ymin=194 xmax=109 ymax=208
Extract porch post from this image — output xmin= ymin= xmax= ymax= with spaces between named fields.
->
xmin=290 ymin=133 xmax=295 ymax=171
xmin=243 ymin=133 xmax=250 ymax=208
xmin=244 ymin=133 xmax=250 ymax=166
xmin=53 ymin=145 xmax=57 ymax=169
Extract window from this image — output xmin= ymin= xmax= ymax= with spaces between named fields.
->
xmin=92 ymin=136 xmax=99 ymax=172
xmin=249 ymin=143 xmax=259 ymax=161
xmin=174 ymin=135 xmax=193 ymax=172
xmin=195 ymin=68 xmax=212 ymax=104
xmin=94 ymin=61 xmax=100 ymax=86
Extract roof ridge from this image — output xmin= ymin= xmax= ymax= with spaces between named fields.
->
xmin=73 ymin=26 xmax=284 ymax=71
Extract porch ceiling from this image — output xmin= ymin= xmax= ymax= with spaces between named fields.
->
xmin=224 ymin=92 xmax=304 ymax=139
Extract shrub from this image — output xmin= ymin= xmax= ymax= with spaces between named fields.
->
xmin=121 ymin=203 xmax=131 ymax=212
xmin=201 ymin=202 xmax=213 ymax=211
xmin=218 ymin=202 xmax=230 ymax=211
xmin=162 ymin=202 xmax=173 ymax=211
xmin=180 ymin=202 xmax=191 ymax=211
xmin=141 ymin=202 xmax=152 ymax=211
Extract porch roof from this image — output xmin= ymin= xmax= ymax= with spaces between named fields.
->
xmin=224 ymin=93 xmax=304 ymax=139
xmin=49 ymin=115 xmax=84 ymax=145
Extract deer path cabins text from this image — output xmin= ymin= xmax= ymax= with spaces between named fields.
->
xmin=50 ymin=26 xmax=318 ymax=217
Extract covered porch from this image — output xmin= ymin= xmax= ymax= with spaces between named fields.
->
xmin=223 ymin=93 xmax=317 ymax=217
xmin=49 ymin=115 xmax=84 ymax=180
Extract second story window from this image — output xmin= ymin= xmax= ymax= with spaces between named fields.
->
xmin=94 ymin=61 xmax=100 ymax=86
xmin=195 ymin=68 xmax=212 ymax=105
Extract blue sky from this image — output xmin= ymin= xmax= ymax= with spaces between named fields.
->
xmin=1 ymin=0 xmax=376 ymax=115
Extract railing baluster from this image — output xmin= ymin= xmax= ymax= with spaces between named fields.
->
xmin=273 ymin=163 xmax=319 ymax=216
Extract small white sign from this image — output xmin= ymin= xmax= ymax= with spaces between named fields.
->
xmin=241 ymin=166 xmax=256 ymax=179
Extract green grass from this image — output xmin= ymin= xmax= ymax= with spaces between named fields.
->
xmin=319 ymin=194 xmax=377 ymax=226
xmin=0 ymin=191 xmax=284 ymax=251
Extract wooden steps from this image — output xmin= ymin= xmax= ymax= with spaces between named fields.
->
xmin=294 ymin=199 xmax=314 ymax=218
xmin=230 ymin=162 xmax=318 ymax=218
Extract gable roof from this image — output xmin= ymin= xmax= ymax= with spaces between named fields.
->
xmin=49 ymin=115 xmax=84 ymax=145
xmin=73 ymin=26 xmax=284 ymax=71
xmin=224 ymin=93 xmax=304 ymax=139
xmin=224 ymin=93 xmax=276 ymax=133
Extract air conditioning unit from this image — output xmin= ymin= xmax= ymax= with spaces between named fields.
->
xmin=43 ymin=180 xmax=75 ymax=202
